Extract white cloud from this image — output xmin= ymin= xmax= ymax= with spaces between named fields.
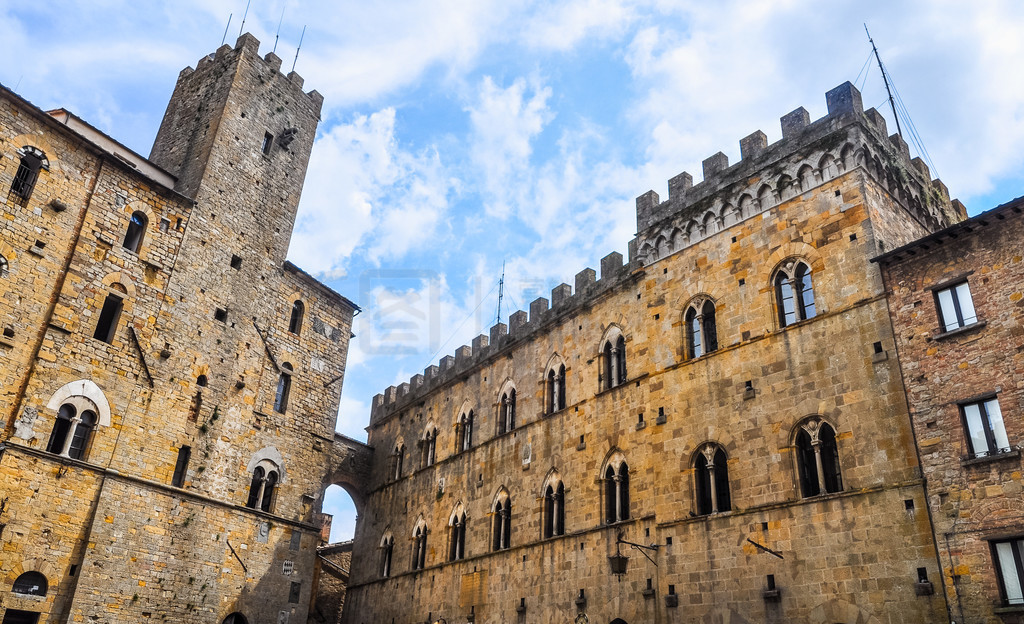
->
xmin=520 ymin=0 xmax=636 ymax=51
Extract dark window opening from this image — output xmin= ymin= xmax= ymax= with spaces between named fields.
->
xmin=122 ymin=211 xmax=148 ymax=253
xmin=543 ymin=481 xmax=565 ymax=538
xmin=262 ymin=132 xmax=274 ymax=155
xmin=288 ymin=581 xmax=301 ymax=603
xmin=449 ymin=513 xmax=467 ymax=561
xmin=796 ymin=422 xmax=842 ymax=497
xmin=12 ymin=571 xmax=48 ymax=596
xmin=380 ymin=535 xmax=394 ymax=577
xmin=498 ymin=389 xmax=516 ymax=434
xmin=230 ymin=255 xmax=242 ymax=269
xmin=1 ymin=610 xmax=40 ymax=624
xmin=491 ymin=497 xmax=512 ymax=551
xmin=93 ymin=293 xmax=124 ymax=343
xmin=695 ymin=446 xmax=731 ymax=515
xmin=288 ymin=300 xmax=304 ymax=334
xmin=11 ymin=147 xmax=46 ymax=200
xmin=172 ymin=445 xmax=191 ymax=487
xmin=457 ymin=410 xmax=474 ymax=452
xmin=413 ymin=525 xmax=428 ymax=570
xmin=214 ymin=308 xmax=227 ymax=323
xmin=604 ymin=462 xmax=630 ymax=523
xmin=222 ymin=613 xmax=249 ymax=624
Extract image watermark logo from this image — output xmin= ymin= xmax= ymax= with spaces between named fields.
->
xmin=359 ymin=269 xmax=442 ymax=356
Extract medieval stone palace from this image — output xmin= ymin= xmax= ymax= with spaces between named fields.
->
xmin=3 ymin=33 xmax=1024 ymax=624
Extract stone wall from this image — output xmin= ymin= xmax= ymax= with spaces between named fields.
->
xmin=878 ymin=197 xmax=1024 ymax=624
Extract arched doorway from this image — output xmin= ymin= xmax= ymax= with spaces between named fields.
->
xmin=610 ymin=619 xmax=628 ymax=624
xmin=322 ymin=483 xmax=359 ymax=543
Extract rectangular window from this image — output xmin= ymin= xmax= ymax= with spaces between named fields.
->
xmin=262 ymin=132 xmax=274 ymax=155
xmin=993 ymin=538 xmax=1024 ymax=605
xmin=961 ymin=398 xmax=1010 ymax=458
xmin=288 ymin=581 xmax=301 ymax=603
xmin=93 ymin=294 xmax=124 ymax=343
xmin=936 ymin=281 xmax=978 ymax=332
xmin=172 ymin=446 xmax=191 ymax=487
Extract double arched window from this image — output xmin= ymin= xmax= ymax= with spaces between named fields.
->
xmin=288 ymin=300 xmax=304 ymax=335
xmin=122 ymin=211 xmax=148 ymax=253
xmin=546 ymin=362 xmax=566 ymax=414
xmin=603 ymin=458 xmax=630 ymax=524
xmin=601 ymin=333 xmax=627 ymax=390
xmin=421 ymin=425 xmax=437 ymax=468
xmin=412 ymin=520 xmax=428 ymax=570
xmin=46 ymin=401 xmax=97 ymax=460
xmin=498 ymin=387 xmax=516 ymax=435
xmin=685 ymin=299 xmax=718 ymax=359
xmin=694 ymin=444 xmax=731 ymax=515
xmin=274 ymin=363 xmax=293 ymax=413
xmin=391 ymin=443 xmax=405 ymax=481
xmin=542 ymin=476 xmax=565 ymax=539
xmin=246 ymin=461 xmax=279 ymax=512
xmin=491 ymin=490 xmax=512 ymax=551
xmin=379 ymin=531 xmax=394 ymax=577
xmin=448 ymin=504 xmax=467 ymax=561
xmin=795 ymin=419 xmax=843 ymax=497
xmin=456 ymin=409 xmax=473 ymax=452
xmin=774 ymin=260 xmax=816 ymax=327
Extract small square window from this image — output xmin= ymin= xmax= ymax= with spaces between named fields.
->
xmin=935 ymin=281 xmax=978 ymax=332
xmin=214 ymin=308 xmax=228 ymax=323
xmin=230 ymin=255 xmax=242 ymax=270
xmin=961 ymin=397 xmax=1009 ymax=459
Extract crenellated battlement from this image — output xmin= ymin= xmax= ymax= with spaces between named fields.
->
xmin=368 ymin=81 xmax=967 ymax=426
xmin=632 ymin=82 xmax=963 ymax=267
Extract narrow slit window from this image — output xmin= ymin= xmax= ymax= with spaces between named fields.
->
xmin=172 ymin=445 xmax=191 ymax=487
xmin=288 ymin=300 xmax=304 ymax=335
xmin=262 ymin=132 xmax=274 ymax=155
xmin=123 ymin=211 xmax=148 ymax=252
xmin=93 ymin=293 xmax=124 ymax=343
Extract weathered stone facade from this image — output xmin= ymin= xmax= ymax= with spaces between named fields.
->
xmin=0 ymin=34 xmax=370 ymax=624
xmin=877 ymin=197 xmax=1024 ymax=623
xmin=344 ymin=83 xmax=967 ymax=624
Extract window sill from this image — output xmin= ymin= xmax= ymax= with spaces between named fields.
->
xmin=961 ymin=448 xmax=1021 ymax=467
xmin=994 ymin=604 xmax=1024 ymax=614
xmin=932 ymin=321 xmax=986 ymax=341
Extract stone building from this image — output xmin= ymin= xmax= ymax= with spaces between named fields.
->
xmin=343 ymin=83 xmax=968 ymax=623
xmin=876 ymin=196 xmax=1024 ymax=623
xmin=0 ymin=34 xmax=370 ymax=624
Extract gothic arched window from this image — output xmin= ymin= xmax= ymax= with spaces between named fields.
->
xmin=498 ymin=388 xmax=516 ymax=435
xmin=412 ymin=523 xmax=428 ymax=570
xmin=546 ymin=363 xmax=566 ymax=413
xmin=774 ymin=260 xmax=817 ymax=327
xmin=685 ymin=299 xmax=718 ymax=359
xmin=448 ymin=506 xmax=467 ymax=561
xmin=543 ymin=480 xmax=565 ymax=538
xmin=795 ymin=420 xmax=843 ymax=497
xmin=601 ymin=332 xmax=627 ymax=390
xmin=246 ymin=461 xmax=280 ymax=512
xmin=694 ymin=444 xmax=731 ymax=515
xmin=457 ymin=410 xmax=474 ymax=452
xmin=380 ymin=532 xmax=395 ymax=577
xmin=603 ymin=460 xmax=630 ymax=523
xmin=491 ymin=491 xmax=512 ymax=551
xmin=421 ymin=426 xmax=437 ymax=468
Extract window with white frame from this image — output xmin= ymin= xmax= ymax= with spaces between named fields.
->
xmin=993 ymin=538 xmax=1024 ymax=606
xmin=935 ymin=281 xmax=978 ymax=332
xmin=961 ymin=397 xmax=1010 ymax=459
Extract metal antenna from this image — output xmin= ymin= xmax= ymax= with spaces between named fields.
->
xmin=865 ymin=24 xmax=902 ymax=138
xmin=239 ymin=0 xmax=251 ymax=37
xmin=495 ymin=261 xmax=505 ymax=324
xmin=221 ymin=13 xmax=233 ymax=46
xmin=273 ymin=3 xmax=287 ymax=53
xmin=291 ymin=25 xmax=306 ymax=73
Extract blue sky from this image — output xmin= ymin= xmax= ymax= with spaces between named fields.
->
xmin=6 ymin=0 xmax=1024 ymax=541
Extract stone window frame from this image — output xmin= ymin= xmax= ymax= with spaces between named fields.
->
xmin=288 ymin=299 xmax=305 ymax=335
xmin=543 ymin=354 xmax=567 ymax=415
xmin=959 ymin=395 xmax=1011 ymax=460
xmin=931 ymin=278 xmax=980 ymax=334
xmin=447 ymin=502 xmax=468 ymax=562
xmin=390 ymin=441 xmax=405 ymax=482
xmin=598 ymin=325 xmax=627 ymax=391
xmin=772 ymin=258 xmax=817 ymax=328
xmin=379 ymin=529 xmax=395 ymax=578
xmin=490 ymin=487 xmax=512 ymax=551
xmin=792 ymin=416 xmax=843 ymax=498
xmin=989 ymin=536 xmax=1024 ymax=607
xmin=420 ymin=422 xmax=438 ymax=468
xmin=42 ymin=380 xmax=112 ymax=462
xmin=10 ymin=145 xmax=48 ymax=201
xmin=692 ymin=442 xmax=731 ymax=515
xmin=273 ymin=362 xmax=293 ymax=413
xmin=454 ymin=403 xmax=474 ymax=453
xmin=245 ymin=448 xmax=286 ymax=513
xmin=122 ymin=210 xmax=148 ymax=254
xmin=683 ymin=296 xmax=719 ymax=360
xmin=601 ymin=451 xmax=630 ymax=524
xmin=540 ymin=469 xmax=565 ymax=539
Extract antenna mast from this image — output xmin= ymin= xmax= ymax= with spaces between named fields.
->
xmin=291 ymin=26 xmax=306 ymax=73
xmin=865 ymin=24 xmax=902 ymax=138
xmin=496 ymin=262 xmax=505 ymax=324
xmin=221 ymin=14 xmax=233 ymax=46
xmin=273 ymin=4 xmax=287 ymax=53
xmin=238 ymin=0 xmax=251 ymax=37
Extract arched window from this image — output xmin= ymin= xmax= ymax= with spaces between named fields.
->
xmin=456 ymin=410 xmax=473 ymax=452
xmin=46 ymin=403 xmax=96 ymax=460
xmin=122 ymin=211 xmax=148 ymax=253
xmin=774 ymin=260 xmax=816 ymax=327
xmin=795 ymin=420 xmax=843 ymax=497
xmin=274 ymin=362 xmax=292 ymax=413
xmin=491 ymin=492 xmax=512 ymax=551
xmin=543 ymin=480 xmax=565 ymax=538
xmin=421 ymin=426 xmax=437 ymax=468
xmin=601 ymin=333 xmax=628 ymax=390
xmin=603 ymin=460 xmax=630 ymax=523
xmin=412 ymin=522 xmax=428 ymax=570
xmin=498 ymin=388 xmax=516 ymax=435
xmin=380 ymin=532 xmax=395 ymax=577
xmin=288 ymin=300 xmax=304 ymax=335
xmin=12 ymin=571 xmax=47 ymax=596
xmin=685 ymin=299 xmax=718 ymax=359
xmin=10 ymin=146 xmax=47 ymax=200
xmin=391 ymin=444 xmax=405 ymax=481
xmin=448 ymin=506 xmax=467 ymax=561
xmin=246 ymin=461 xmax=280 ymax=511
xmin=546 ymin=363 xmax=567 ymax=414
xmin=93 ymin=286 xmax=125 ymax=344
xmin=223 ymin=613 xmax=249 ymax=624
xmin=694 ymin=444 xmax=731 ymax=515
